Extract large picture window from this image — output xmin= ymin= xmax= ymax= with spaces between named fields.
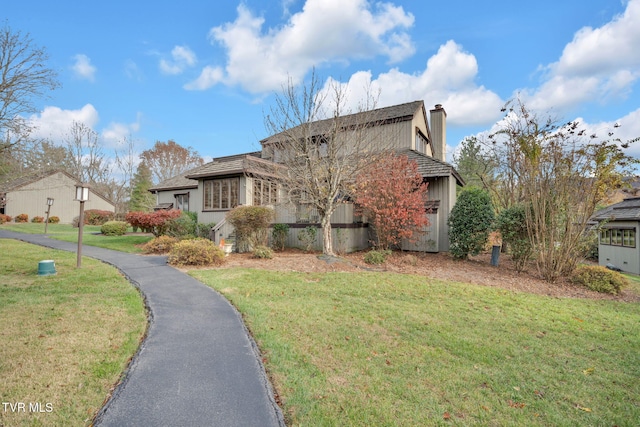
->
xmin=253 ymin=179 xmax=278 ymax=206
xmin=203 ymin=178 xmax=239 ymax=210
xmin=600 ymin=228 xmax=636 ymax=248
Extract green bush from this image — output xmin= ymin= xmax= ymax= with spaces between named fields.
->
xmin=15 ymin=213 xmax=28 ymax=223
xmin=142 ymin=235 xmax=179 ymax=254
xmin=31 ymin=216 xmax=45 ymax=223
xmin=298 ymin=226 xmax=317 ymax=252
xmin=364 ymin=249 xmax=392 ymax=265
xmin=168 ymin=238 xmax=226 ymax=267
xmin=272 ymin=223 xmax=289 ymax=251
xmin=48 ymin=216 xmax=60 ymax=224
xmin=165 ymin=212 xmax=197 ymax=239
xmin=571 ymin=265 xmax=628 ymax=294
xmin=495 ymin=204 xmax=532 ymax=271
xmin=85 ymin=209 xmax=115 ymax=225
xmin=253 ymin=245 xmax=274 ymax=259
xmin=226 ymin=206 xmax=275 ymax=253
xmin=448 ymin=188 xmax=495 ymax=259
xmin=101 ymin=221 xmax=129 ymax=236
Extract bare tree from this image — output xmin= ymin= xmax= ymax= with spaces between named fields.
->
xmin=261 ymin=73 xmax=393 ymax=256
xmin=109 ymin=134 xmax=140 ymax=213
xmin=65 ymin=121 xmax=111 ymax=185
xmin=140 ymin=140 xmax=204 ymax=184
xmin=0 ymin=23 xmax=59 ymax=154
xmin=485 ymin=98 xmax=639 ymax=281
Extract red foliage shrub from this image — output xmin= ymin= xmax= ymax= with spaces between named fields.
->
xmin=15 ymin=213 xmax=29 ymax=223
xmin=126 ymin=210 xmax=182 ymax=236
xmin=48 ymin=216 xmax=60 ymax=224
xmin=0 ymin=214 xmax=12 ymax=224
xmin=84 ymin=209 xmax=115 ymax=225
xmin=354 ymin=154 xmax=430 ymax=250
xmin=31 ymin=216 xmax=45 ymax=223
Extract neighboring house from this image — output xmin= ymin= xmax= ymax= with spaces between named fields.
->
xmin=591 ymin=196 xmax=640 ymax=275
xmin=0 ymin=170 xmax=115 ymax=224
xmin=150 ymin=100 xmax=464 ymax=252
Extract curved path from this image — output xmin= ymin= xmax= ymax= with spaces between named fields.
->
xmin=0 ymin=230 xmax=285 ymax=427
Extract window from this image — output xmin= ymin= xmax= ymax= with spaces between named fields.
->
xmin=600 ymin=227 xmax=636 ymax=248
xmin=253 ymin=179 xmax=278 ymax=206
xmin=175 ymin=193 xmax=189 ymax=211
xmin=203 ymin=178 xmax=239 ymax=210
xmin=416 ymin=129 xmax=429 ymax=154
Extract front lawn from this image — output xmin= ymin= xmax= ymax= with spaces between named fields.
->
xmin=0 ymin=239 xmax=146 ymax=426
xmin=192 ymin=268 xmax=640 ymax=426
xmin=1 ymin=223 xmax=153 ymax=253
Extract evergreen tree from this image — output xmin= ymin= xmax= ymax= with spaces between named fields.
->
xmin=447 ymin=187 xmax=495 ymax=259
xmin=129 ymin=162 xmax=155 ymax=212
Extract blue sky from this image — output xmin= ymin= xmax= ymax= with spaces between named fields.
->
xmin=5 ymin=0 xmax=640 ymax=163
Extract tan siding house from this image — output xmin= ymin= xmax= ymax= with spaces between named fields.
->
xmin=150 ymin=100 xmax=464 ymax=252
xmin=0 ymin=170 xmax=115 ymax=224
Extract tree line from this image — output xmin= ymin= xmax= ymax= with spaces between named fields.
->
xmin=0 ymin=23 xmax=203 ymax=213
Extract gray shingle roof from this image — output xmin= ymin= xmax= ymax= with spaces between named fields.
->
xmin=149 ymin=152 xmax=265 ymax=191
xmin=592 ymin=197 xmax=640 ymax=222
xmin=185 ymin=152 xmax=269 ymax=179
xmin=400 ymin=148 xmax=465 ymax=186
xmin=148 ymin=172 xmax=199 ymax=192
xmin=261 ymin=100 xmax=425 ymax=145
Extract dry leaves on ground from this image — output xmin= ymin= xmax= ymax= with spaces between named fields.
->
xmin=210 ymin=248 xmax=639 ymax=302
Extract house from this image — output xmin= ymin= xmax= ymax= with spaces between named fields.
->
xmin=591 ymin=196 xmax=640 ymax=275
xmin=0 ymin=170 xmax=116 ymax=224
xmin=150 ymin=100 xmax=464 ymax=252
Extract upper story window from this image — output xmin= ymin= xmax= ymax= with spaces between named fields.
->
xmin=253 ymin=179 xmax=278 ymax=206
xmin=416 ymin=129 xmax=429 ymax=154
xmin=203 ymin=178 xmax=239 ymax=210
xmin=175 ymin=193 xmax=189 ymax=211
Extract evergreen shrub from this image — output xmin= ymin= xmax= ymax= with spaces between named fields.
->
xmin=101 ymin=221 xmax=129 ymax=236
xmin=571 ymin=265 xmax=628 ymax=294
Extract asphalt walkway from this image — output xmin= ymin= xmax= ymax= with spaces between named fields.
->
xmin=0 ymin=230 xmax=285 ymax=427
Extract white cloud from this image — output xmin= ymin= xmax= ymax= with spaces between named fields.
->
xmin=160 ymin=45 xmax=197 ymax=75
xmin=525 ymin=0 xmax=640 ymax=111
xmin=318 ymin=41 xmax=504 ymax=127
xmin=184 ymin=66 xmax=225 ymax=90
xmin=188 ymin=0 xmax=415 ymax=93
xmin=102 ymin=114 xmax=142 ymax=148
xmin=27 ymin=104 xmax=99 ymax=143
xmin=71 ymin=54 xmax=97 ymax=82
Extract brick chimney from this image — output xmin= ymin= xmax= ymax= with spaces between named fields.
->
xmin=430 ymin=104 xmax=447 ymax=162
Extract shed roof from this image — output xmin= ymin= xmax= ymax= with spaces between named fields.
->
xmin=261 ymin=100 xmax=424 ymax=145
xmin=592 ymin=197 xmax=640 ymax=222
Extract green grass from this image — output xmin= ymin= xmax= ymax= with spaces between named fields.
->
xmin=0 ymin=239 xmax=147 ymax=426
xmin=192 ymin=269 xmax=640 ymax=426
xmin=1 ymin=223 xmax=153 ymax=253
